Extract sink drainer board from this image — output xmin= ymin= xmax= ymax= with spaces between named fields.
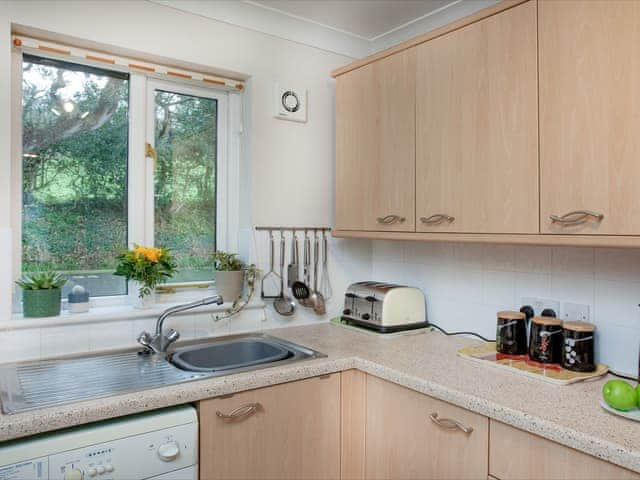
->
xmin=0 ymin=334 xmax=324 ymax=414
xmin=0 ymin=352 xmax=205 ymax=414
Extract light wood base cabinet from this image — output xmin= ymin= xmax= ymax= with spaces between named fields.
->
xmin=489 ymin=420 xmax=640 ymax=480
xmin=365 ymin=375 xmax=488 ymax=479
xmin=198 ymin=374 xmax=340 ymax=480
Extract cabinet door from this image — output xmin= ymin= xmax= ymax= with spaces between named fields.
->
xmin=365 ymin=375 xmax=488 ymax=480
xmin=489 ymin=420 xmax=640 ymax=480
xmin=539 ymin=0 xmax=640 ymax=235
xmin=335 ymin=50 xmax=416 ymax=232
xmin=199 ymin=374 xmax=340 ymax=480
xmin=415 ymin=1 xmax=538 ymax=234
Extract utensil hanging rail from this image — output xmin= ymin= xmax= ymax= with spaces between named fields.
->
xmin=255 ymin=226 xmax=332 ymax=232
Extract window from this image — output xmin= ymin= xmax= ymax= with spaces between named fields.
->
xmin=17 ymin=54 xmax=233 ymax=306
xmin=21 ymin=55 xmax=129 ymax=297
xmin=150 ymin=84 xmax=223 ymax=283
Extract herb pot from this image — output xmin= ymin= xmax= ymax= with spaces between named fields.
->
xmin=128 ymin=280 xmax=156 ymax=310
xmin=214 ymin=270 xmax=244 ymax=303
xmin=22 ymin=288 xmax=62 ymax=318
xmin=529 ymin=316 xmax=563 ymax=364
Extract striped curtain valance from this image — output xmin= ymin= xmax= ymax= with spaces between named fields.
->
xmin=12 ymin=35 xmax=245 ymax=92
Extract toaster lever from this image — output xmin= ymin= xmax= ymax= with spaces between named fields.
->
xmin=365 ymin=296 xmax=377 ymax=302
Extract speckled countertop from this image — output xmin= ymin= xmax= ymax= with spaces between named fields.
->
xmin=0 ymin=323 xmax=638 ymax=472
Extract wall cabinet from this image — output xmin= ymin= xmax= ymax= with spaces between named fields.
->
xmin=335 ymin=49 xmax=416 ymax=232
xmin=415 ymin=1 xmax=538 ymax=234
xmin=332 ymin=0 xmax=640 ymax=247
xmin=539 ymin=0 xmax=640 ymax=235
xmin=198 ymin=374 xmax=340 ymax=480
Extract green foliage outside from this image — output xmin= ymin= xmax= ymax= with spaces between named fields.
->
xmin=21 ymin=56 xmax=218 ymax=291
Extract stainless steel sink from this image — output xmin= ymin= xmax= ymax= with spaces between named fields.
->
xmin=171 ymin=338 xmax=291 ymax=372
xmin=0 ymin=334 xmax=324 ymax=414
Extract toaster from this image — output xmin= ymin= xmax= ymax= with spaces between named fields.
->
xmin=341 ymin=281 xmax=427 ymax=333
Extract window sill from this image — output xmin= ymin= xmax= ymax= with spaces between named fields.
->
xmin=3 ymin=299 xmax=266 ymax=330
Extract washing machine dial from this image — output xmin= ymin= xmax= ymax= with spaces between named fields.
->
xmin=157 ymin=441 xmax=180 ymax=461
xmin=64 ymin=469 xmax=84 ymax=480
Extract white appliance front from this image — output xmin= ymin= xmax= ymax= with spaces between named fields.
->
xmin=0 ymin=405 xmax=198 ymax=480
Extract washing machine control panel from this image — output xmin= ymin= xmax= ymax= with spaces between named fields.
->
xmin=49 ymin=423 xmax=196 ymax=480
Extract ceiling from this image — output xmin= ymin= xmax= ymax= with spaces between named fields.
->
xmin=247 ymin=0 xmax=456 ymax=40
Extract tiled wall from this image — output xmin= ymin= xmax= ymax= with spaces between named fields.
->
xmin=370 ymin=240 xmax=640 ymax=375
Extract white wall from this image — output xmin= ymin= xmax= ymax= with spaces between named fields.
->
xmin=370 ymin=240 xmax=640 ymax=375
xmin=0 ymin=0 xmax=372 ymax=361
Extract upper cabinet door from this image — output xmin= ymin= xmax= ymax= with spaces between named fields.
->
xmin=335 ymin=50 xmax=416 ymax=232
xmin=540 ymin=1 xmax=640 ymax=235
xmin=415 ymin=1 xmax=538 ymax=234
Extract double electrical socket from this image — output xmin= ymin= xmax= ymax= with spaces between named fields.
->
xmin=520 ymin=297 xmax=590 ymax=322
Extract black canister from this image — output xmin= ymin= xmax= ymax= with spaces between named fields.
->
xmin=529 ymin=316 xmax=563 ymax=364
xmin=562 ymin=321 xmax=596 ymax=372
xmin=496 ymin=311 xmax=528 ymax=355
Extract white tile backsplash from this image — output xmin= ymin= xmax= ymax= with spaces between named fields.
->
xmin=371 ymin=240 xmax=640 ymax=375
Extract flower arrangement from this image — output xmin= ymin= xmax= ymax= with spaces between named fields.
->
xmin=114 ymin=244 xmax=177 ymax=298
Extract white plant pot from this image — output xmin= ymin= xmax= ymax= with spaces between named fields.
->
xmin=214 ymin=270 xmax=245 ymax=303
xmin=129 ymin=281 xmax=156 ymax=309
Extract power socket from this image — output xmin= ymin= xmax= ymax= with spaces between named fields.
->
xmin=562 ymin=302 xmax=590 ymax=322
xmin=520 ymin=297 xmax=561 ymax=317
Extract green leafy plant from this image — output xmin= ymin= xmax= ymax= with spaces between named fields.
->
xmin=114 ymin=245 xmax=177 ymax=298
xmin=212 ymin=251 xmax=245 ymax=271
xmin=16 ymin=271 xmax=67 ymax=290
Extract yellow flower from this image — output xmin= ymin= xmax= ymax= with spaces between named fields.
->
xmin=144 ymin=247 xmax=162 ymax=263
xmin=133 ymin=245 xmax=162 ymax=263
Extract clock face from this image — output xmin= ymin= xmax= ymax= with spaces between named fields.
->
xmin=281 ymin=90 xmax=300 ymax=113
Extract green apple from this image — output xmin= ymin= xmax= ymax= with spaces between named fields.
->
xmin=603 ymin=380 xmax=637 ymax=411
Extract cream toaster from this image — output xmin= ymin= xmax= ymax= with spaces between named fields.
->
xmin=341 ymin=281 xmax=427 ymax=333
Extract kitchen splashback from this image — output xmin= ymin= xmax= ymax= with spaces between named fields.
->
xmin=371 ymin=241 xmax=640 ymax=375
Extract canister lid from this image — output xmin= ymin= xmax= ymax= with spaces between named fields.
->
xmin=562 ymin=320 xmax=596 ymax=332
xmin=497 ymin=310 xmax=526 ymax=320
xmin=532 ymin=316 xmax=561 ymax=326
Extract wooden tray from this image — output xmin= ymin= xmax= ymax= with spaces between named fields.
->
xmin=458 ymin=342 xmax=608 ymax=385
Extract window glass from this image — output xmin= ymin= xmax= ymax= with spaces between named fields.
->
xmin=21 ymin=55 xmax=129 ymax=297
xmin=154 ymin=89 xmax=217 ymax=282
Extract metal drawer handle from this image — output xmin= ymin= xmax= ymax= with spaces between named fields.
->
xmin=376 ymin=214 xmax=406 ymax=225
xmin=549 ymin=210 xmax=604 ymax=226
xmin=420 ymin=214 xmax=455 ymax=225
xmin=429 ymin=412 xmax=474 ymax=434
xmin=216 ymin=402 xmax=261 ymax=421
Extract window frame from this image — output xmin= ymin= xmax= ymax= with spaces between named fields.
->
xmin=11 ymin=51 xmax=241 ymax=312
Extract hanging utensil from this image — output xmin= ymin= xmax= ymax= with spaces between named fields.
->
xmin=287 ymin=230 xmax=299 ymax=288
xmin=310 ymin=230 xmax=326 ymax=315
xmin=274 ymin=230 xmax=295 ymax=316
xmin=260 ymin=229 xmax=280 ymax=299
xmin=319 ymin=230 xmax=332 ymax=300
xmin=292 ymin=230 xmax=312 ymax=306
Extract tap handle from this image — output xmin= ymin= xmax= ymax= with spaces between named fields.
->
xmin=166 ymin=329 xmax=180 ymax=343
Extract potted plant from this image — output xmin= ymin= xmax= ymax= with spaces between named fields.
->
xmin=213 ymin=251 xmax=255 ymax=303
xmin=16 ymin=272 xmax=67 ymax=318
xmin=114 ymin=244 xmax=177 ymax=309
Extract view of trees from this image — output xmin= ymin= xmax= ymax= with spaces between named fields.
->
xmin=22 ymin=55 xmax=217 ymax=294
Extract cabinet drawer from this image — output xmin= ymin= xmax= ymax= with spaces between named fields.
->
xmin=198 ymin=374 xmax=340 ymax=480
xmin=489 ymin=420 xmax=639 ymax=480
xmin=365 ymin=375 xmax=488 ymax=479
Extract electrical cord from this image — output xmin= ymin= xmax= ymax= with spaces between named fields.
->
xmin=608 ymin=369 xmax=638 ymax=382
xmin=427 ymin=322 xmax=495 ymax=343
